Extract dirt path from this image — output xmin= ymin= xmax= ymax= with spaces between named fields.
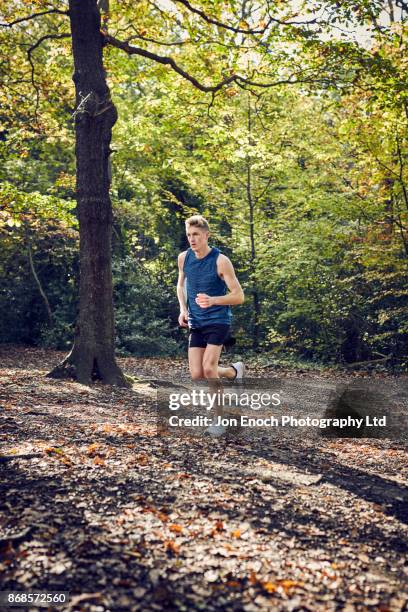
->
xmin=0 ymin=347 xmax=407 ymax=611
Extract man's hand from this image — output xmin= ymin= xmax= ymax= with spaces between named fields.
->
xmin=178 ymin=311 xmax=188 ymax=327
xmin=196 ymin=293 xmax=214 ymax=309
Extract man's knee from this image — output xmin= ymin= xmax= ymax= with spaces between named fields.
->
xmin=203 ymin=362 xmax=218 ymax=379
xmin=190 ymin=369 xmax=204 ymax=381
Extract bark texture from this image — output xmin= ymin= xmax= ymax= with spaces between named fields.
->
xmin=48 ymin=0 xmax=128 ymax=386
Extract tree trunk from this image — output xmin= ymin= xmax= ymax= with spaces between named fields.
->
xmin=26 ymin=235 xmax=53 ymax=326
xmin=246 ymin=97 xmax=260 ymax=350
xmin=247 ymin=161 xmax=260 ymax=350
xmin=48 ymin=0 xmax=128 ymax=386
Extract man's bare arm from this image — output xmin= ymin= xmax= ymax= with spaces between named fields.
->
xmin=195 ymin=255 xmax=244 ymax=308
xmin=177 ymin=252 xmax=188 ymax=326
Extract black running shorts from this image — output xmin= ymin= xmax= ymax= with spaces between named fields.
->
xmin=189 ymin=324 xmax=231 ymax=348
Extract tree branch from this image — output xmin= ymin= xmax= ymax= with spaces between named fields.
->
xmin=113 ymin=21 xmax=256 ymax=49
xmin=236 ymin=74 xmax=333 ymax=89
xmin=125 ymin=33 xmax=190 ymax=47
xmin=111 ymin=21 xmax=194 ymax=47
xmin=173 ymin=0 xmax=273 ymax=33
xmin=28 ymin=32 xmax=71 ymax=55
xmin=27 ymin=33 xmax=71 ymax=116
xmin=0 ymin=9 xmax=69 ymax=28
xmin=26 ymin=238 xmax=53 ymax=325
xmin=395 ymin=134 xmax=408 ymax=212
xmin=173 ymin=0 xmax=317 ymax=32
xmin=105 ymin=34 xmax=334 ymax=93
xmin=104 ymin=34 xmax=237 ymax=92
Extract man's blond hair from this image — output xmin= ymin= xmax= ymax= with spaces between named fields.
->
xmin=185 ymin=215 xmax=210 ymax=232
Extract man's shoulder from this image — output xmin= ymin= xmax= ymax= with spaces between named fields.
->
xmin=178 ymin=250 xmax=189 ymax=268
xmin=216 ymin=253 xmax=235 ymax=278
xmin=216 ymin=252 xmax=232 ymax=267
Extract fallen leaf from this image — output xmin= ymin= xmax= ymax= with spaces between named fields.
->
xmin=87 ymin=443 xmax=101 ymax=457
xmin=44 ymin=447 xmax=64 ymax=456
xmin=164 ymin=540 xmax=180 ymax=555
xmin=278 ymin=579 xmax=300 ymax=593
xmin=138 ymin=453 xmax=149 ymax=465
xmin=249 ymin=571 xmax=258 ymax=585
xmin=176 ymin=472 xmax=191 ymax=479
xmin=226 ymin=580 xmax=241 ymax=588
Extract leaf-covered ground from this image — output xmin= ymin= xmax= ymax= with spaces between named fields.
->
xmin=0 ymin=347 xmax=407 ymax=611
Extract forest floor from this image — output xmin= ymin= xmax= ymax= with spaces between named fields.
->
xmin=0 ymin=346 xmax=407 ymax=612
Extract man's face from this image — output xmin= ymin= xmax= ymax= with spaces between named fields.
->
xmin=186 ymin=225 xmax=209 ymax=252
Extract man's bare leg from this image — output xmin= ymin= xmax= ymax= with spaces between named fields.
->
xmin=188 ymin=347 xmax=237 ymax=380
xmin=202 ymin=344 xmax=223 ymax=380
xmin=188 ymin=347 xmax=205 ymax=380
xmin=200 ymin=344 xmax=226 ymax=434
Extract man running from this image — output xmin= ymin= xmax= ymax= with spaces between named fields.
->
xmin=177 ymin=214 xmax=245 ymax=382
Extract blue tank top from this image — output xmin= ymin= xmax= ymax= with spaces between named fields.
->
xmin=184 ymin=247 xmax=232 ymax=328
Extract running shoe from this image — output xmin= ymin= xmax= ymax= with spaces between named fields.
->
xmin=232 ymin=361 xmax=245 ymax=380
